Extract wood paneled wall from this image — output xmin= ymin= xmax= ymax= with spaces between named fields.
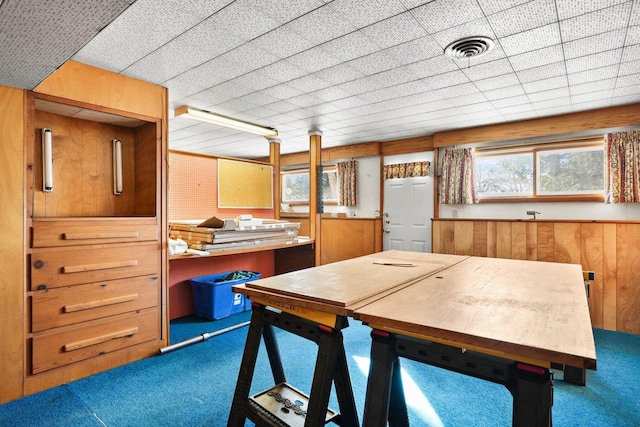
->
xmin=432 ymin=219 xmax=640 ymax=334
xmin=320 ymin=218 xmax=382 ymax=265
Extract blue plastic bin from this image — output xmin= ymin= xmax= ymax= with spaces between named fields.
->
xmin=189 ymin=271 xmax=261 ymax=320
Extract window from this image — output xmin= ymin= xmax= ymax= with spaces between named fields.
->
xmin=281 ymin=166 xmax=339 ymax=205
xmin=475 ymin=139 xmax=605 ymax=201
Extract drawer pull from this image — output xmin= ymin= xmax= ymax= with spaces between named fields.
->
xmin=63 ymin=293 xmax=139 ymax=313
xmin=63 ymin=327 xmax=139 ymax=352
xmin=63 ymin=231 xmax=140 ymax=240
xmin=62 ymin=259 xmax=138 ymax=273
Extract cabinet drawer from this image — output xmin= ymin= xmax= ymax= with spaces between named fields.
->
xmin=32 ymin=275 xmax=159 ymax=332
xmin=32 ymin=221 xmax=158 ymax=248
xmin=32 ymin=308 xmax=159 ymax=374
xmin=31 ymin=243 xmax=159 ymax=290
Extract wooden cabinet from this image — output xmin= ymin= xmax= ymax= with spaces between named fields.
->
xmin=432 ymin=218 xmax=640 ymax=334
xmin=0 ymin=61 xmax=170 ymax=402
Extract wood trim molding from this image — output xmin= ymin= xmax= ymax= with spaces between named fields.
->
xmin=433 ymin=103 xmax=640 ymax=147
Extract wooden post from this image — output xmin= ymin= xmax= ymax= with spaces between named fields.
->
xmin=269 ymin=138 xmax=281 ymax=220
xmin=309 ymin=131 xmax=322 ymax=266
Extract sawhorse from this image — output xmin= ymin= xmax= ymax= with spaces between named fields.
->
xmin=228 ymin=303 xmax=360 ymax=427
xmin=362 ymin=329 xmax=554 ymax=427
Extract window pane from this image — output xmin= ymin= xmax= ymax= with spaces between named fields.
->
xmin=537 ymin=147 xmax=604 ymax=195
xmin=322 ymin=169 xmax=339 ymax=201
xmin=282 ymin=172 xmax=309 ymax=202
xmin=476 ymin=153 xmax=533 ymax=197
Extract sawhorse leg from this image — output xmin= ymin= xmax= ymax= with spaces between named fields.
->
xmin=511 ymin=364 xmax=553 ymax=427
xmin=362 ymin=330 xmax=409 ymax=427
xmin=228 ymin=304 xmax=359 ymax=427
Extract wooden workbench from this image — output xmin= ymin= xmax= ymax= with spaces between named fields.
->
xmin=228 ymin=251 xmax=597 ymax=427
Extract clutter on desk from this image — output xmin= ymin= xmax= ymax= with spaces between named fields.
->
xmin=169 ymin=215 xmax=301 ymax=254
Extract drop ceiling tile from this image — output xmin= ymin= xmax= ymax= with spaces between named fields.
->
xmin=404 ymin=55 xmax=458 ymax=79
xmin=622 ymin=43 xmax=640 ymax=62
xmin=560 ymin=2 xmax=631 ymax=42
xmin=490 ymin=94 xmax=530 ymax=108
xmin=286 ymin=47 xmax=344 ymax=72
xmin=500 ymin=23 xmax=561 ymax=56
xmin=450 ymin=92 xmax=491 ymax=107
xmin=330 ymin=96 xmax=370 ymax=110
xmin=565 ymin=49 xmax=623 ymax=74
xmin=328 ymin=0 xmax=408 ymax=28
xmin=619 ymin=59 xmax=640 ymax=76
xmin=571 ymin=99 xmax=613 ymax=112
xmin=213 ymin=1 xmax=282 ymax=40
xmin=516 ymin=62 xmax=566 ymax=83
xmin=527 ymin=86 xmax=571 ymax=102
xmin=613 ymin=85 xmax=640 ymax=98
xmin=483 ymin=83 xmax=527 ymax=100
xmin=423 ymin=70 xmax=470 ymax=89
xmin=285 ymin=6 xmax=356 ymax=44
xmin=344 ymin=51 xmax=401 ymax=76
xmin=462 ymin=58 xmax=513 ymax=81
xmin=313 ymin=85 xmax=353 ymax=102
xmin=260 ymin=83 xmax=306 ymax=101
xmin=311 ymin=63 xmax=364 ymax=86
xmin=487 ymin=0 xmax=557 ymax=38
xmin=287 ymin=74 xmax=334 ymax=92
xmin=572 ymin=89 xmax=614 ymax=104
xmin=497 ymin=102 xmax=535 ymax=115
xmin=411 ymin=0 xmax=484 ymax=34
xmin=555 ymin=0 xmax=628 ymax=20
xmin=627 ymin=24 xmax=640 ymax=45
xmin=570 ymin=79 xmax=616 ymax=95
xmin=508 ymin=44 xmax=564 ymax=71
xmin=430 ymin=81 xmax=479 ymax=99
xmin=476 ymin=0 xmax=531 ymax=15
xmin=322 ymin=32 xmax=381 ymax=61
xmin=257 ymin=60 xmax=309 ymax=83
xmin=360 ymin=12 xmax=427 ymax=49
xmin=568 ymin=64 xmax=618 ymax=85
xmin=252 ymin=25 xmax=317 ymax=59
xmin=531 ymin=97 xmax=572 ymax=110
xmin=615 ymin=73 xmax=640 ymax=88
xmin=565 ymin=28 xmax=627 ymax=59
xmin=251 ymin=0 xmax=325 ymax=24
xmin=286 ymin=93 xmax=324 ymax=108
xmin=387 ymin=35 xmax=443 ymax=64
xmin=523 ymin=76 xmax=568 ymax=94
xmin=474 ymin=73 xmax=521 ymax=92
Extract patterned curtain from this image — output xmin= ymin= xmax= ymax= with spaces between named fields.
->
xmin=383 ymin=161 xmax=430 ymax=179
xmin=439 ymin=148 xmax=477 ymax=204
xmin=606 ymin=130 xmax=640 ymax=203
xmin=337 ymin=160 xmax=357 ymax=206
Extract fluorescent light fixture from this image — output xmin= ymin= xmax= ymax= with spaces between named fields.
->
xmin=42 ymin=128 xmax=53 ymax=192
xmin=175 ymin=106 xmax=278 ymax=137
xmin=113 ymin=139 xmax=123 ymax=195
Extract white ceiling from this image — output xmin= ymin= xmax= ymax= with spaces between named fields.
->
xmin=1 ymin=0 xmax=639 ymax=159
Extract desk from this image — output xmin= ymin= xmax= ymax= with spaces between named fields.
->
xmin=228 ymin=251 xmax=596 ymax=427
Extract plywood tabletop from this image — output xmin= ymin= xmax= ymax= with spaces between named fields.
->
xmin=240 ymin=251 xmax=468 ymax=315
xmin=354 ymin=256 xmax=597 ymax=369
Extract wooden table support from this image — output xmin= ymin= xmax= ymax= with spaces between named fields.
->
xmin=227 ymin=303 xmax=360 ymax=427
xmin=362 ymin=329 xmax=553 ymax=427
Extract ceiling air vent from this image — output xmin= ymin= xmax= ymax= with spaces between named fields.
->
xmin=445 ymin=36 xmax=494 ymax=59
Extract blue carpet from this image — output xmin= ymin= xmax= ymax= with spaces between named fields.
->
xmin=1 ymin=312 xmax=638 ymax=426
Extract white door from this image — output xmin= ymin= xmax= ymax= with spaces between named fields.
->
xmin=383 ymin=152 xmax=434 ymax=252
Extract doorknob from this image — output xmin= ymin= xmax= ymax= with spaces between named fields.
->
xmin=385 ymin=218 xmax=390 ymax=224
xmin=384 ymin=228 xmax=391 ymax=233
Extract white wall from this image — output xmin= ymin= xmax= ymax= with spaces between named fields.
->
xmin=323 ymin=155 xmax=380 ymax=218
xmin=439 ymin=201 xmax=640 ymax=220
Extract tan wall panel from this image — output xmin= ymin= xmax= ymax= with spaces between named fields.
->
xmin=603 ymin=224 xmax=617 ymax=330
xmin=554 ymin=223 xmax=581 ymax=264
xmin=440 ymin=221 xmax=455 ymax=254
xmin=320 ymin=219 xmax=376 ymax=265
xmin=486 ymin=221 xmax=497 ymax=258
xmin=0 ymin=85 xmax=26 ymax=403
xmin=511 ymin=222 xmax=527 ymax=260
xmin=496 ymin=222 xmax=512 ymax=259
xmin=473 ymin=221 xmax=488 ymax=257
xmin=526 ymin=222 xmax=538 ymax=260
xmin=537 ymin=223 xmax=555 ymax=262
xmin=432 ymin=221 xmax=441 ymax=253
xmin=454 ymin=221 xmax=473 ymax=255
xmin=616 ymin=224 xmax=640 ymax=333
xmin=580 ymin=223 xmax=604 ymax=329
